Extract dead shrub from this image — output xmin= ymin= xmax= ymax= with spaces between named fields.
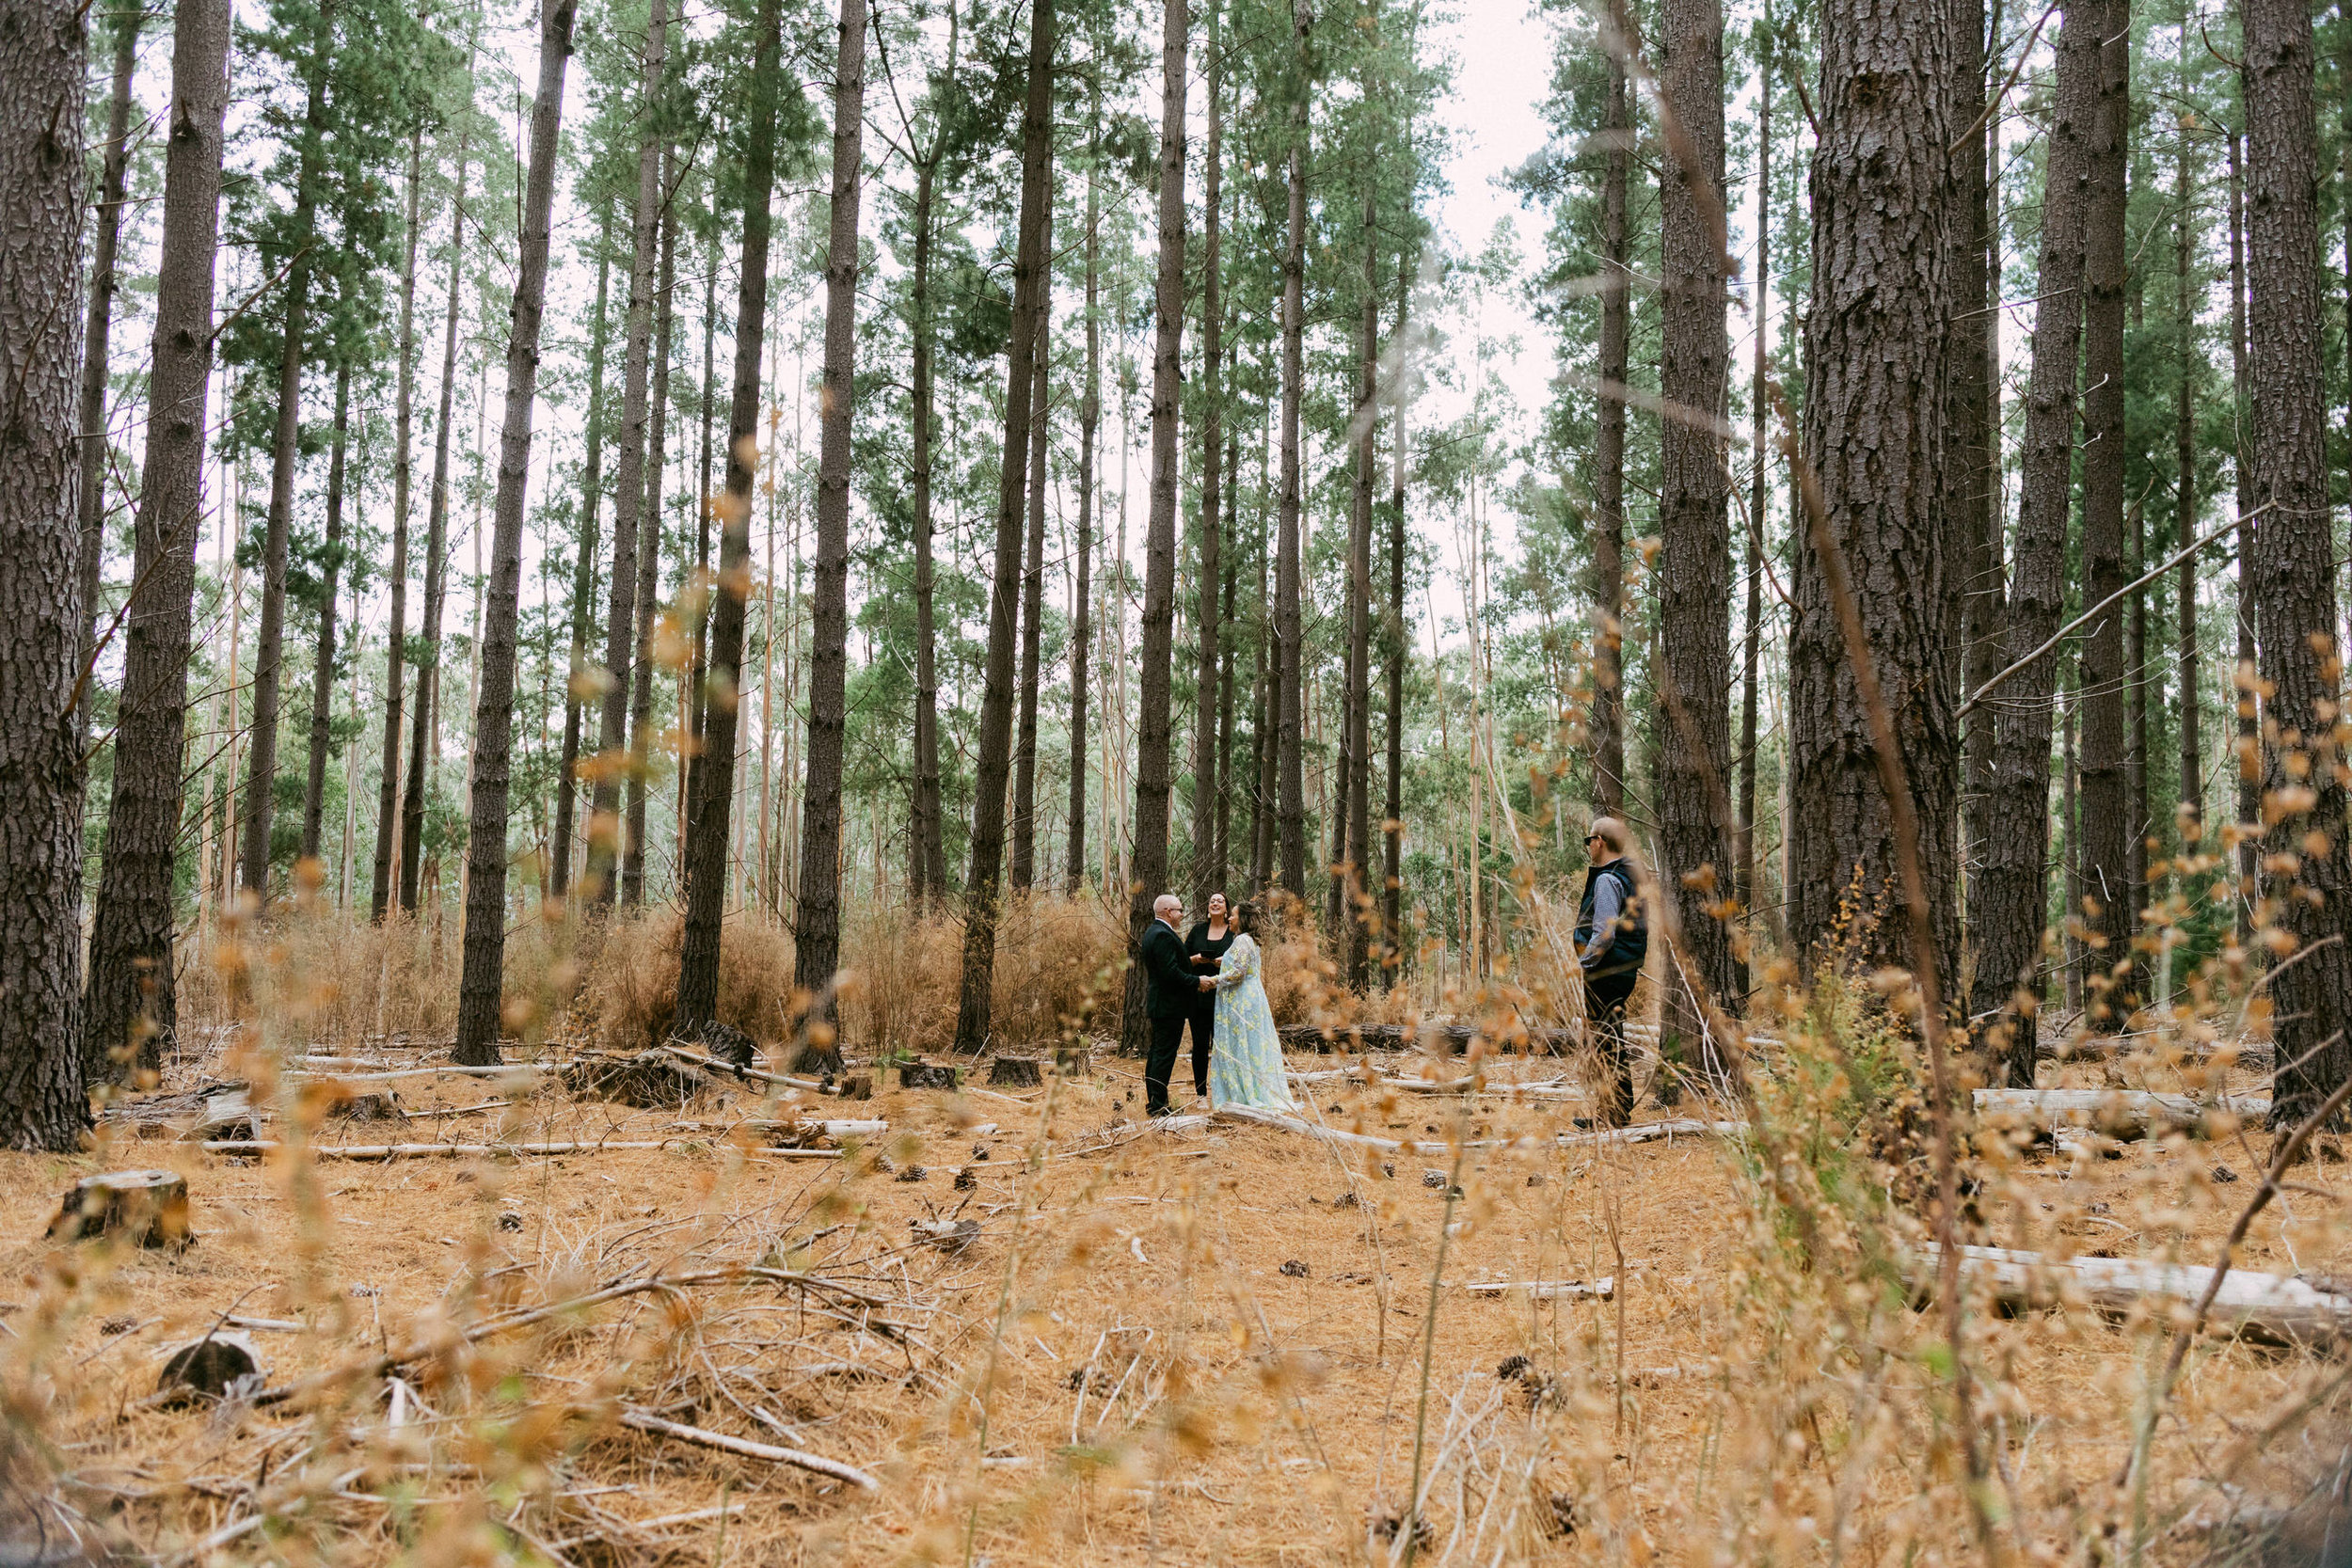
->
xmin=845 ymin=895 xmax=1127 ymax=1054
xmin=576 ymin=911 xmax=799 ymax=1054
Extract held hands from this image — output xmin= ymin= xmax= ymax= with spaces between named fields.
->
xmin=1198 ymin=976 xmax=1216 ymax=991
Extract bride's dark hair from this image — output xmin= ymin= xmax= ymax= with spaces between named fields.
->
xmin=1231 ymin=901 xmax=1258 ymax=936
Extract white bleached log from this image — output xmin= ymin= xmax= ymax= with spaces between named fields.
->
xmin=1212 ymin=1105 xmax=1740 ymax=1155
xmin=1911 ymin=1243 xmax=2352 ymax=1344
xmin=1972 ymin=1088 xmax=2269 ymax=1137
xmin=203 ymin=1140 xmax=678 ymax=1161
xmin=1464 ymin=1277 xmax=1614 ymax=1301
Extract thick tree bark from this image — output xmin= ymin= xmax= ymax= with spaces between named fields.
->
xmin=0 ymin=0 xmax=92 ymax=1148
xmin=299 ymin=362 xmax=351 ymax=863
xmin=1657 ymin=0 xmax=1740 ymax=1041
xmin=1116 ymin=0 xmax=1189 ymax=1058
xmin=553 ymin=208 xmax=613 ymax=900
xmin=1963 ymin=0 xmax=2007 ymax=912
xmin=952 ymin=0 xmax=1050 ymax=1054
xmin=1192 ymin=0 xmax=1224 ymax=908
xmin=85 ymin=0 xmax=230 ymax=1083
xmin=2074 ymin=0 xmax=2132 ymax=1025
xmin=75 ymin=8 xmax=140 ymax=752
xmin=241 ymin=16 xmax=333 ymax=901
xmin=675 ymin=0 xmax=783 ymax=1036
xmin=1964 ymin=0 xmax=2096 ymax=1082
xmin=452 ymin=0 xmax=575 ymax=1065
xmin=1789 ymin=0 xmax=1959 ymax=987
xmin=1274 ymin=3 xmax=1311 ymax=900
xmin=582 ymin=0 xmax=668 ymax=911
xmin=625 ymin=176 xmax=679 ymax=911
xmin=1065 ymin=134 xmax=1100 ymax=895
xmin=1341 ymin=189 xmax=1376 ymax=989
xmin=794 ymin=0 xmax=867 ymax=1018
xmin=1011 ymin=203 xmax=1053 ymax=893
xmin=2244 ymin=0 xmax=2352 ymax=1125
xmin=910 ymin=150 xmax=944 ymax=905
xmin=371 ymin=129 xmax=423 ymax=923
xmin=402 ymin=71 xmax=475 ymax=916
xmin=1592 ymin=0 xmax=1633 ymax=821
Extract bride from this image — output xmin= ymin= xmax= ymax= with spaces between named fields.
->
xmin=1206 ymin=902 xmax=1296 ymax=1111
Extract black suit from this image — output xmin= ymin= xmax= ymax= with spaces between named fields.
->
xmin=1139 ymin=920 xmax=1197 ymax=1115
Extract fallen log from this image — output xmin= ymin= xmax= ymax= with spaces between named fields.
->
xmin=203 ymin=1140 xmax=681 ymax=1161
xmin=1211 ymin=1105 xmax=1739 ymax=1156
xmin=1973 ymin=1088 xmax=2269 ymax=1139
xmin=618 ymin=1407 xmax=880 ymax=1491
xmin=1465 ymin=1277 xmax=1614 ymax=1302
xmin=1910 ymin=1243 xmax=2352 ymax=1345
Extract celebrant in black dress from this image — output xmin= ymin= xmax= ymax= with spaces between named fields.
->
xmin=1184 ymin=893 xmax=1235 ymax=1102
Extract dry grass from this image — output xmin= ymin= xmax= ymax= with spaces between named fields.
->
xmin=13 ymin=898 xmax=2348 ymax=1565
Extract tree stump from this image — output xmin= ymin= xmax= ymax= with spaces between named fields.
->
xmin=49 ymin=1170 xmax=191 ymax=1248
xmin=155 ymin=1332 xmax=262 ymax=1405
xmin=1053 ymin=1046 xmax=1092 ymax=1077
xmin=988 ymin=1055 xmax=1042 ymax=1088
xmin=899 ymin=1060 xmax=959 ymax=1091
xmin=328 ymin=1091 xmax=404 ymax=1122
xmin=838 ymin=1073 xmax=874 ymax=1101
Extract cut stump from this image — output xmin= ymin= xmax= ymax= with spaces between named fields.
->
xmin=988 ymin=1055 xmax=1043 ymax=1088
xmin=50 ymin=1170 xmax=191 ymax=1248
xmin=838 ymin=1074 xmax=874 ymax=1101
xmin=155 ymin=1332 xmax=262 ymax=1404
xmin=900 ymin=1060 xmax=959 ymax=1091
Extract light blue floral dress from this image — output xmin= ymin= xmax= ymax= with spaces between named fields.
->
xmin=1207 ymin=934 xmax=1296 ymax=1111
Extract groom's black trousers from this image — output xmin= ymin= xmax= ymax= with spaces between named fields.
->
xmin=1145 ymin=1014 xmax=1188 ymax=1116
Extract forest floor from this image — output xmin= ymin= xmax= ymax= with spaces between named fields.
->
xmin=1 ymin=1018 xmax=2344 ymax=1565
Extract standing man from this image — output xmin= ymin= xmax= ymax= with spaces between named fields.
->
xmin=1140 ymin=892 xmax=1213 ymax=1116
xmin=1574 ymin=816 xmax=1649 ymax=1127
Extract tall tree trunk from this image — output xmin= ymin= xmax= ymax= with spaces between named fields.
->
xmin=2244 ymin=0 xmax=2352 ymax=1124
xmin=682 ymin=227 xmax=721 ymax=858
xmin=952 ymin=0 xmax=1049 ymax=1054
xmin=299 ymin=362 xmax=351 ymax=863
xmin=1738 ymin=9 xmax=1769 ymax=931
xmin=1657 ymin=0 xmax=1739 ymax=1042
xmin=1065 ymin=126 xmax=1100 ymax=895
xmin=1592 ymin=0 xmax=1633 ymax=821
xmin=85 ymin=0 xmax=230 ymax=1083
xmin=676 ymin=0 xmax=783 ymax=1035
xmin=1790 ymin=0 xmax=1960 ymax=987
xmin=1274 ymin=2 xmax=1311 ymax=899
xmin=0 ymin=0 xmax=92 ymax=1148
xmin=1011 ymin=201 xmax=1053 ymax=893
xmin=1341 ymin=186 xmax=1376 ymax=988
xmin=75 ymin=7 xmax=140 ymax=752
xmin=2127 ymin=510 xmax=2149 ymax=927
xmin=1385 ymin=253 xmax=1407 ymax=966
xmin=2174 ymin=87 xmax=2201 ymax=840
xmin=1116 ymin=0 xmax=1189 ymax=1057
xmin=2074 ymin=0 xmax=2132 ymax=1026
xmin=910 ymin=150 xmax=944 ymax=906
xmin=554 ymin=207 xmax=613 ymax=901
xmin=403 ymin=53 xmax=477 ymax=915
xmin=1963 ymin=0 xmax=2008 ymax=911
xmin=584 ymin=0 xmax=667 ymax=910
xmin=1192 ymin=0 xmax=1224 ymax=907
xmin=794 ymin=0 xmax=867 ymax=1027
xmin=453 ymin=0 xmax=576 ymax=1064
xmin=1965 ymin=0 xmax=2096 ymax=1083
xmin=241 ymin=14 xmax=335 ymax=900
xmin=1948 ymin=0 xmax=1993 ymax=907
xmin=2230 ymin=129 xmax=2257 ymax=947
xmin=372 ymin=129 xmax=423 ymax=923
xmin=626 ymin=168 xmax=678 ymax=910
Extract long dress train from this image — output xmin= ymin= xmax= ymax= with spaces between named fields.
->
xmin=1207 ymin=934 xmax=1296 ymax=1111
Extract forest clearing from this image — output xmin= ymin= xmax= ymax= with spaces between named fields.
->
xmin=3 ymin=903 xmax=2348 ymax=1565
xmin=7 ymin=0 xmax=2352 ymax=1538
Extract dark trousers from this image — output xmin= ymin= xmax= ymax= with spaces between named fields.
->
xmin=1186 ymin=1007 xmax=1215 ymax=1097
xmin=1585 ymin=972 xmax=1640 ymax=1127
xmin=1145 ymin=1014 xmax=1189 ymax=1116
